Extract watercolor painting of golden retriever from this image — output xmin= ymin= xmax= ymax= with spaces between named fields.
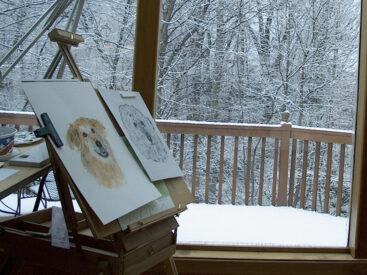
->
xmin=66 ymin=117 xmax=125 ymax=189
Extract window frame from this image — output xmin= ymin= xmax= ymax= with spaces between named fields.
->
xmin=349 ymin=0 xmax=367 ymax=259
xmin=132 ymin=0 xmax=367 ymax=268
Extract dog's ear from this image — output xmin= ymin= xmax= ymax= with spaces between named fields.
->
xmin=66 ymin=123 xmax=81 ymax=151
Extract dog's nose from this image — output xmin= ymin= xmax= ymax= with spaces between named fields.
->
xmin=96 ymin=140 xmax=102 ymax=147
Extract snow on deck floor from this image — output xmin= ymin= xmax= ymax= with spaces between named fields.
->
xmin=1 ymin=195 xmax=348 ymax=247
xmin=176 ymin=203 xmax=349 ymax=247
xmin=0 ymin=194 xmax=81 ymax=217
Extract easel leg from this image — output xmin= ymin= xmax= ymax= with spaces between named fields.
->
xmin=33 ymin=172 xmax=49 ymax=212
xmin=162 ymin=257 xmax=178 ymax=275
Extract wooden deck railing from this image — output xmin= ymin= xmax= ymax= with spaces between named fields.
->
xmin=0 ymin=110 xmax=39 ymax=131
xmin=0 ymin=110 xmax=354 ymax=216
xmin=157 ymin=113 xmax=354 ymax=216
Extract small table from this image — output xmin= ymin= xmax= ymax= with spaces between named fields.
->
xmin=0 ymin=144 xmax=52 ymax=212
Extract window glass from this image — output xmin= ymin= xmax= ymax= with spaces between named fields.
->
xmin=0 ymin=0 xmax=136 ymax=111
xmin=157 ymin=0 xmax=361 ymax=247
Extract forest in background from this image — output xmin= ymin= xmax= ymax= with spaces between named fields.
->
xmin=157 ymin=0 xmax=360 ymax=129
xmin=0 ymin=0 xmax=361 ymax=215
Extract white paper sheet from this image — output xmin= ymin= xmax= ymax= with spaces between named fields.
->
xmin=0 ymin=168 xmax=19 ymax=182
xmin=22 ymin=80 xmax=161 ymax=224
xmin=50 ymin=206 xmax=70 ymax=249
xmin=99 ymin=89 xmax=183 ymax=181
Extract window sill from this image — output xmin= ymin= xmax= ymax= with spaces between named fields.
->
xmin=167 ymin=248 xmax=367 ymax=275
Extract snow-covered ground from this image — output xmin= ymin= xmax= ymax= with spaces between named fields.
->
xmin=0 ymin=193 xmax=81 ymax=217
xmin=176 ymin=204 xmax=349 ymax=247
xmin=1 ymin=195 xmax=348 ymax=247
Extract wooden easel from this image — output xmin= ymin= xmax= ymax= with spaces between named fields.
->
xmin=33 ymin=28 xmax=193 ymax=274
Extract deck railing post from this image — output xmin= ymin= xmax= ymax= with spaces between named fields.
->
xmin=278 ymin=112 xmax=292 ymax=206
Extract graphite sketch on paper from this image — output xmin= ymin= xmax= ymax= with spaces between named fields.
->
xmin=119 ymin=104 xmax=169 ymax=163
xmin=99 ymin=89 xmax=183 ymax=182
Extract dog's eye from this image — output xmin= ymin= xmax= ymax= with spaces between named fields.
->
xmin=91 ymin=128 xmax=95 ymax=133
xmin=82 ymin=132 xmax=88 ymax=138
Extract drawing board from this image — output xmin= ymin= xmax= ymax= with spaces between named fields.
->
xmin=22 ymin=80 xmax=161 ymax=225
xmin=99 ymin=89 xmax=183 ymax=181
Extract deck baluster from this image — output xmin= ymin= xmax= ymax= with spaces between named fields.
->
xmin=218 ymin=136 xmax=225 ymax=204
xmin=179 ymin=134 xmax=185 ymax=169
xmin=300 ymin=140 xmax=309 ymax=209
xmin=245 ymin=137 xmax=252 ymax=205
xmin=192 ymin=135 xmax=198 ymax=198
xmin=288 ymin=139 xmax=297 ymax=206
xmin=312 ymin=142 xmax=321 ymax=211
xmin=272 ymin=138 xmax=279 ymax=206
xmin=166 ymin=133 xmax=171 ymax=148
xmin=205 ymin=135 xmax=212 ymax=203
xmin=336 ymin=144 xmax=346 ymax=216
xmin=324 ymin=143 xmax=333 ymax=213
xmin=232 ymin=136 xmax=239 ymax=205
xmin=258 ymin=137 xmax=266 ymax=205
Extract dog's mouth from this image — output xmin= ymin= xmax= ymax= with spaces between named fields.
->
xmin=95 ymin=140 xmax=109 ymax=158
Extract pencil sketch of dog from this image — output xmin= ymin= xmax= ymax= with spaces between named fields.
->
xmin=66 ymin=117 xmax=125 ymax=189
xmin=119 ymin=104 xmax=169 ymax=163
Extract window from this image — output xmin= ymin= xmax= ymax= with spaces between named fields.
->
xmin=154 ymin=0 xmax=361 ymax=249
xmin=0 ymin=0 xmax=137 ymax=111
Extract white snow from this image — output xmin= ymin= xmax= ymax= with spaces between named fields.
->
xmin=1 ymin=196 xmax=349 ymax=247
xmin=0 ymin=193 xmax=81 ymax=217
xmin=156 ymin=119 xmax=281 ymax=129
xmin=176 ymin=203 xmax=349 ymax=247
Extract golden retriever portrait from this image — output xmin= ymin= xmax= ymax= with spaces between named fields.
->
xmin=66 ymin=117 xmax=125 ymax=189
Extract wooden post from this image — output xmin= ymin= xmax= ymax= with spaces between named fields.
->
xmin=278 ymin=112 xmax=291 ymax=206
xmin=132 ymin=0 xmax=161 ymax=116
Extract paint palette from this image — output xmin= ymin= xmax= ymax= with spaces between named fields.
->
xmin=14 ymin=131 xmax=43 ymax=146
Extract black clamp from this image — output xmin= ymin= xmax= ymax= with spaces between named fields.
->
xmin=34 ymin=113 xmax=63 ymax=148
